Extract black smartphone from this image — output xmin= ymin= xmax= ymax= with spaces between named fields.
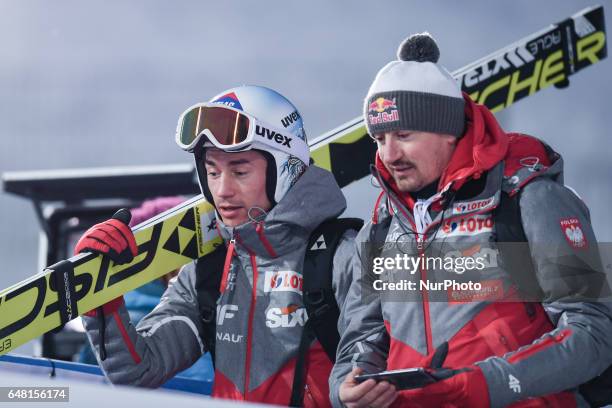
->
xmin=354 ymin=368 xmax=438 ymax=390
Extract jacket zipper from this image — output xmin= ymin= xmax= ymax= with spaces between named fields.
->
xmin=219 ymin=239 xmax=236 ymax=294
xmin=243 ymin=253 xmax=259 ymax=400
xmin=417 ymin=204 xmax=500 ymax=356
xmin=376 ymin=165 xmax=501 ymax=357
xmin=416 ymin=233 xmax=434 ymax=354
xmin=389 ymin=195 xmax=435 ymax=356
xmin=304 ymin=383 xmax=315 ymax=407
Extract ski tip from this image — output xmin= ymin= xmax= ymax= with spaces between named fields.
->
xmin=112 ymin=208 xmax=132 ymax=226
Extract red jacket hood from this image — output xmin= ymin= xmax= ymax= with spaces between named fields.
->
xmin=374 ymin=94 xmax=550 ymax=210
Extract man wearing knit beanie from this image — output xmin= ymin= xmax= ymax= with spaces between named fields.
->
xmin=330 ymin=33 xmax=612 ymax=407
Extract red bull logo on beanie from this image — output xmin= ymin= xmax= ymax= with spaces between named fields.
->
xmin=369 ymin=97 xmax=397 ymax=113
xmin=368 ymin=97 xmax=399 ymax=125
xmin=212 ymin=92 xmax=243 ymax=110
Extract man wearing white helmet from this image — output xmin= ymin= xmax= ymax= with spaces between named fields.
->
xmin=76 ymin=85 xmax=359 ymax=407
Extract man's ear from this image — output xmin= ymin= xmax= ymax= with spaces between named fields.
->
xmin=443 ymin=134 xmax=458 ymax=148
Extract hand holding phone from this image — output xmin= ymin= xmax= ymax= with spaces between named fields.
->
xmin=354 ymin=368 xmax=438 ymax=390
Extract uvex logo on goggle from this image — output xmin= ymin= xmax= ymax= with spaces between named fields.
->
xmin=255 ymin=125 xmax=292 ymax=147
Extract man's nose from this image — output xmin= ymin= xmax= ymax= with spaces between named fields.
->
xmin=215 ymin=174 xmax=236 ymax=198
xmin=380 ymin=133 xmax=401 ymax=164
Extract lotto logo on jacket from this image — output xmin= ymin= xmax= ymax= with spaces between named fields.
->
xmin=264 ymin=271 xmax=304 ymax=294
xmin=266 ymin=304 xmax=308 ymax=328
xmin=439 ymin=215 xmax=494 ymax=238
xmin=452 ymin=197 xmax=495 ymax=215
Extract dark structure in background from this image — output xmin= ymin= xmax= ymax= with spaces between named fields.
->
xmin=2 ymin=164 xmax=200 ymax=360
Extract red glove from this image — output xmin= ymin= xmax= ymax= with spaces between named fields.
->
xmin=74 ymin=208 xmax=138 ymax=265
xmin=401 ymin=366 xmax=489 ymax=408
xmin=83 ymin=296 xmax=125 ymax=318
xmin=399 ymin=342 xmax=490 ymax=408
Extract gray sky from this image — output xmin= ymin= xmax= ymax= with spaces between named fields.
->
xmin=1 ymin=1 xmax=611 ymax=352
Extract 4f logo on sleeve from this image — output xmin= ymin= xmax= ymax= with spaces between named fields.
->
xmin=508 ymin=374 xmax=521 ymax=393
xmin=560 ymin=218 xmax=588 ymax=249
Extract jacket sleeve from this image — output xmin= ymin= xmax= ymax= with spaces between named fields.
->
xmin=331 ymin=228 xmax=358 ymax=332
xmin=329 ymin=224 xmax=390 ymax=408
xmin=82 ymin=261 xmax=205 ymax=387
xmin=477 ymin=177 xmax=612 ymax=407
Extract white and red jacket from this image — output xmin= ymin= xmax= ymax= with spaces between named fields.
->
xmin=330 ymin=96 xmax=612 ymax=407
xmin=83 ymin=165 xmax=357 ymax=407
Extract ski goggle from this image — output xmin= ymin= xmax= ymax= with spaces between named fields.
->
xmin=175 ymin=103 xmax=309 ymax=163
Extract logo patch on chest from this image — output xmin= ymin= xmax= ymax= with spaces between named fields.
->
xmin=266 ymin=304 xmax=308 ymax=328
xmin=264 ymin=271 xmax=304 ymax=294
xmin=438 ymin=214 xmax=494 ymax=238
xmin=452 ymin=197 xmax=495 ymax=215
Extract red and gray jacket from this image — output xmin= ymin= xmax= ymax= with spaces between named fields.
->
xmin=330 ymin=96 xmax=612 ymax=407
xmin=82 ymin=165 xmax=357 ymax=407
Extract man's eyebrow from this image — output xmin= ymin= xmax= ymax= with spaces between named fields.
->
xmin=228 ymin=159 xmax=252 ymax=166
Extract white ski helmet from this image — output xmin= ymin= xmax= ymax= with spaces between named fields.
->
xmin=176 ymin=85 xmax=310 ymax=207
